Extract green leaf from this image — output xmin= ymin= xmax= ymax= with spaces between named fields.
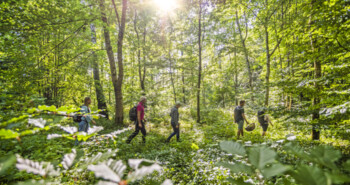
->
xmin=71 ymin=149 xmax=84 ymax=167
xmin=326 ymin=172 xmax=350 ymax=184
xmin=291 ymin=165 xmax=327 ymax=185
xmin=343 ymin=160 xmax=350 ymax=172
xmin=261 ymin=163 xmax=291 ymax=179
xmin=139 ymin=160 xmax=157 ymax=168
xmin=284 ymin=142 xmax=311 ymax=160
xmin=0 ymin=155 xmax=16 ymax=175
xmin=309 ymin=145 xmax=341 ymax=169
xmin=191 ymin=143 xmax=199 ymax=150
xmin=0 ymin=129 xmax=19 ymax=139
xmin=227 ymin=177 xmax=251 ymax=185
xmin=220 ymin=141 xmax=246 ymax=156
xmin=217 ymin=162 xmax=253 ymax=174
xmin=248 ymin=146 xmax=276 ymax=170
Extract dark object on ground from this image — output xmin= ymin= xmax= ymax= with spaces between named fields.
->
xmin=245 ymin=123 xmax=255 ymax=131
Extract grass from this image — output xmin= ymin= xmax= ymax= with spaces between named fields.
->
xmin=0 ymin=108 xmax=349 ymax=184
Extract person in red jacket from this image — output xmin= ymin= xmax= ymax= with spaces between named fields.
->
xmin=126 ymin=96 xmax=147 ymax=144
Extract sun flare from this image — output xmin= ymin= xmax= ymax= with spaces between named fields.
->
xmin=153 ymin=0 xmax=178 ymax=12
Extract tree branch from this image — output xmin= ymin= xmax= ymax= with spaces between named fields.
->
xmin=111 ymin=0 xmax=121 ymax=28
xmin=270 ymin=38 xmax=282 ymax=56
xmin=37 ymin=22 xmax=87 ymax=65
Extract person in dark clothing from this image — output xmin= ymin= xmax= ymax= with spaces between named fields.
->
xmin=126 ymin=96 xmax=147 ymax=144
xmin=234 ymin=100 xmax=250 ymax=139
xmin=257 ymin=110 xmax=273 ymax=136
xmin=166 ymin=102 xmax=182 ymax=142
xmin=75 ymin=97 xmax=96 ymax=145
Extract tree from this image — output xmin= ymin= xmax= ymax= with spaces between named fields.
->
xmin=133 ymin=9 xmax=147 ymax=91
xmin=235 ymin=10 xmax=253 ymax=101
xmin=197 ymin=0 xmax=203 ymax=123
xmin=309 ymin=0 xmax=321 ymax=140
xmin=100 ymin=0 xmax=127 ymax=125
xmin=88 ymin=5 xmax=109 ymax=118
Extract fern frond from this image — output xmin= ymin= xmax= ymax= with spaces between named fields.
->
xmin=61 ymin=149 xmax=76 ymax=170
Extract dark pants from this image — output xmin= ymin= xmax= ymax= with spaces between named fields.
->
xmin=75 ymin=121 xmax=89 ymax=145
xmin=167 ymin=122 xmax=180 ymax=141
xmin=261 ymin=124 xmax=269 ymax=132
xmin=126 ymin=120 xmax=146 ymax=143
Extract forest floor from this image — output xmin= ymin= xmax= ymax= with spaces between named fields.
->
xmin=1 ymin=108 xmax=349 ymax=185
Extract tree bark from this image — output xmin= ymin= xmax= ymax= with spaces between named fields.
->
xmin=115 ymin=0 xmax=127 ymax=125
xmin=234 ymin=46 xmax=238 ymax=106
xmin=170 ymin=58 xmax=177 ymax=103
xmin=100 ymin=0 xmax=127 ymax=125
xmin=309 ymin=0 xmax=321 ymax=140
xmin=133 ymin=10 xmax=145 ymax=91
xmin=264 ymin=23 xmax=270 ymax=107
xmin=182 ymin=69 xmax=186 ymax=104
xmin=197 ymin=0 xmax=202 ymax=123
xmin=99 ymin=0 xmax=118 ymax=123
xmin=263 ymin=0 xmax=283 ymax=107
xmin=235 ymin=10 xmax=253 ymax=101
xmin=142 ymin=27 xmax=146 ymax=91
xmin=90 ymin=23 xmax=109 ymax=119
xmin=168 ymin=42 xmax=177 ymax=103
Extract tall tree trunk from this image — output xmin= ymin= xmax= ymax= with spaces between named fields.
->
xmin=115 ymin=0 xmax=127 ymax=125
xmin=90 ymin=23 xmax=109 ymax=119
xmin=142 ymin=27 xmax=146 ymax=91
xmin=100 ymin=0 xmax=127 ymax=125
xmin=264 ymin=23 xmax=270 ymax=107
xmin=235 ymin=10 xmax=253 ymax=101
xmin=234 ymin=47 xmax=238 ymax=106
xmin=99 ymin=0 xmax=118 ymax=122
xmin=231 ymin=22 xmax=239 ymax=106
xmin=133 ymin=10 xmax=145 ymax=91
xmin=263 ymin=0 xmax=284 ymax=107
xmin=169 ymin=44 xmax=177 ymax=103
xmin=170 ymin=59 xmax=177 ymax=103
xmin=197 ymin=0 xmax=202 ymax=123
xmin=182 ymin=70 xmax=186 ymax=104
xmin=309 ymin=0 xmax=320 ymax=140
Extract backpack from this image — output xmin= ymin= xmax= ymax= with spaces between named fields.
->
xmin=73 ymin=105 xmax=89 ymax=123
xmin=73 ymin=114 xmax=82 ymax=123
xmin=129 ymin=105 xmax=137 ymax=121
xmin=257 ymin=111 xmax=267 ymax=126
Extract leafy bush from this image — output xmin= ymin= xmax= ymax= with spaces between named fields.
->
xmin=218 ymin=141 xmax=350 ymax=185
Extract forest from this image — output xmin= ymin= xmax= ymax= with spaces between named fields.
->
xmin=0 ymin=0 xmax=349 ymax=184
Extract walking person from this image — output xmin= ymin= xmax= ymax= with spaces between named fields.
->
xmin=126 ymin=96 xmax=147 ymax=144
xmin=75 ymin=97 xmax=96 ymax=145
xmin=234 ymin=100 xmax=250 ymax=140
xmin=166 ymin=102 xmax=182 ymax=142
xmin=258 ymin=110 xmax=273 ymax=136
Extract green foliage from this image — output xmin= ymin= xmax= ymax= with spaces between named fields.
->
xmin=0 ymin=0 xmax=349 ymax=184
xmin=260 ymin=163 xmax=290 ymax=179
xmin=219 ymin=141 xmax=245 ymax=156
xmin=219 ymin=140 xmax=350 ymax=184
xmin=248 ymin=146 xmax=276 ymax=169
xmin=291 ymin=165 xmax=328 ymax=185
xmin=0 ymin=155 xmax=16 ymax=176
